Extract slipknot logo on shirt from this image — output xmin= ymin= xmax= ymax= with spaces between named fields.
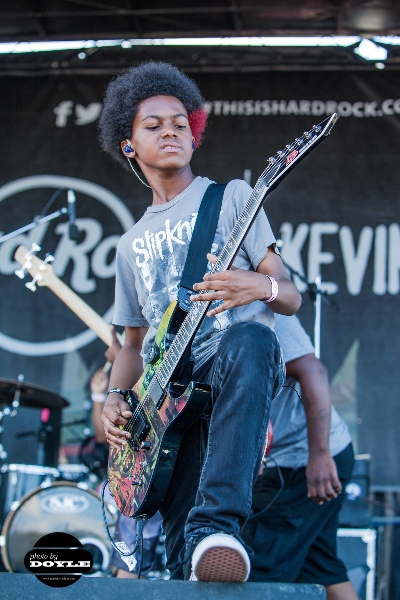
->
xmin=132 ymin=213 xmax=198 ymax=266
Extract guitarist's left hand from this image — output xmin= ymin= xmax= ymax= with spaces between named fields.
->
xmin=191 ymin=248 xmax=301 ymax=317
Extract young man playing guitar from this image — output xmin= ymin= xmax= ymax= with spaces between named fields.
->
xmin=99 ymin=61 xmax=301 ymax=582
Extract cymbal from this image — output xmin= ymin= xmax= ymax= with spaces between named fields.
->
xmin=0 ymin=378 xmax=69 ymax=410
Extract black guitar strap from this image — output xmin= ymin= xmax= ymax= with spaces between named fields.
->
xmin=173 ymin=182 xmax=227 ymax=386
xmin=177 ymin=182 xmax=227 ymax=311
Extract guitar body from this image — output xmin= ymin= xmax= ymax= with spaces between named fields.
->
xmin=107 ymin=300 xmax=211 ymax=518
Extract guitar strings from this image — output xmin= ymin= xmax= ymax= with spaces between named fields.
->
xmin=119 ymin=124 xmax=321 ymax=441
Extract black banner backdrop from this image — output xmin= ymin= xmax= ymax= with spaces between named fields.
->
xmin=0 ymin=71 xmax=399 ymax=484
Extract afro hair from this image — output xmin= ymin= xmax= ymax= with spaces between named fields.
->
xmin=98 ymin=61 xmax=208 ymax=170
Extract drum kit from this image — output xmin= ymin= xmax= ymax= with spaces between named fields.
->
xmin=0 ymin=376 xmax=117 ymax=575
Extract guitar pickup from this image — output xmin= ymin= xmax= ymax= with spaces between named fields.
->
xmin=128 ymin=409 xmax=151 ymax=451
xmin=149 ymin=376 xmax=167 ymax=410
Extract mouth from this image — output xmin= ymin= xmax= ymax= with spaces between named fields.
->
xmin=160 ymin=143 xmax=182 ymax=151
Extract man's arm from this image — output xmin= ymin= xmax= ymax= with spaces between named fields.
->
xmin=286 ymin=354 xmax=342 ymax=504
xmin=101 ymin=325 xmax=148 ymax=450
xmin=90 ymin=368 xmax=109 ymax=443
xmin=191 ymin=247 xmax=302 ymax=317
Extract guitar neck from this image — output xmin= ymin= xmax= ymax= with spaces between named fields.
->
xmin=46 ymin=277 xmax=113 ymax=347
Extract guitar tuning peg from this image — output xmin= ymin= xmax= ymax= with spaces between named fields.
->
xmin=16 ymin=244 xmax=41 ymax=279
xmin=25 ymin=272 xmax=42 ymax=292
xmin=39 ymin=254 xmax=55 ymax=270
xmin=24 ymin=243 xmax=41 ymax=259
xmin=25 ymin=280 xmax=37 ymax=292
xmin=15 ymin=266 xmax=28 ymax=279
xmin=15 ymin=259 xmax=32 ymax=280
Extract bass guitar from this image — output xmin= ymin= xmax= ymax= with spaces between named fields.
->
xmin=107 ymin=113 xmax=340 ymax=518
xmin=14 ymin=245 xmax=123 ymax=353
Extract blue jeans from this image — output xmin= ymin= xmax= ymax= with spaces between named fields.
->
xmin=159 ymin=321 xmax=285 ymax=579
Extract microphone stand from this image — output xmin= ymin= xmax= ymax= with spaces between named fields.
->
xmin=280 ymin=258 xmax=339 ymax=359
xmin=0 ymin=208 xmax=68 ymax=245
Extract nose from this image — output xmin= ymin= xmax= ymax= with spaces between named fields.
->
xmin=161 ymin=128 xmax=177 ymax=138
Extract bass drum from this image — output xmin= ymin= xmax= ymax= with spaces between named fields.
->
xmin=0 ymin=481 xmax=117 ymax=574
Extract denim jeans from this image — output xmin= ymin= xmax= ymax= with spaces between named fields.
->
xmin=159 ymin=321 xmax=285 ymax=579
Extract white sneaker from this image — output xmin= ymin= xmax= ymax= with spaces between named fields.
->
xmin=189 ymin=533 xmax=250 ymax=582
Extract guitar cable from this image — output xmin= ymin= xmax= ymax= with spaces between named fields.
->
xmin=101 ymin=479 xmax=148 ymax=577
xmin=249 ymin=456 xmax=284 ymax=520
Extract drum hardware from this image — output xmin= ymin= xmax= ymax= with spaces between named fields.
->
xmin=0 ymin=418 xmax=7 ymax=462
xmin=0 ymin=481 xmax=116 ymax=575
xmin=0 ymin=377 xmax=69 ymax=411
xmin=0 ymin=463 xmax=60 ymax=522
xmin=0 ymin=375 xmax=25 ymax=465
xmin=0 ymin=461 xmax=98 ymax=525
xmin=57 ymin=463 xmax=94 ymax=485
xmin=0 ymin=377 xmax=69 ymax=467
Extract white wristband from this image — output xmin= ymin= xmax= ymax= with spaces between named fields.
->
xmin=263 ymin=275 xmax=279 ymax=303
xmin=91 ymin=392 xmax=106 ymax=403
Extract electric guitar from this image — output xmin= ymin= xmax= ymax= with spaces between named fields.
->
xmin=106 ymin=114 xmax=340 ymax=518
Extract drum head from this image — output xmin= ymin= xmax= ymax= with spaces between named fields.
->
xmin=1 ymin=481 xmax=116 ymax=573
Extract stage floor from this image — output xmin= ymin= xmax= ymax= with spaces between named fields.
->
xmin=0 ymin=573 xmax=326 ymax=599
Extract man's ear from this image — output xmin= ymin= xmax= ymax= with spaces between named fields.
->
xmin=120 ymin=139 xmax=135 ymax=156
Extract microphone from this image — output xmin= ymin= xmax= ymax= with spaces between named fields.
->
xmin=68 ymin=190 xmax=79 ymax=241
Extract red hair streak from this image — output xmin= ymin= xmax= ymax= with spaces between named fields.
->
xmin=188 ymin=107 xmax=208 ymax=149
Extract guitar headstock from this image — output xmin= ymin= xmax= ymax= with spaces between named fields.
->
xmin=14 ymin=245 xmax=57 ymax=291
xmin=259 ymin=112 xmax=340 ymax=188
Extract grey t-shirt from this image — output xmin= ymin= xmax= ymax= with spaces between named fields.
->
xmin=268 ymin=314 xmax=352 ymax=468
xmin=113 ymin=176 xmax=276 ymax=369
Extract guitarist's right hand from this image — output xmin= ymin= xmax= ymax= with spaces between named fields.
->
xmin=101 ymin=326 xmax=148 ymax=449
xmin=101 ymin=394 xmax=132 ymax=450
